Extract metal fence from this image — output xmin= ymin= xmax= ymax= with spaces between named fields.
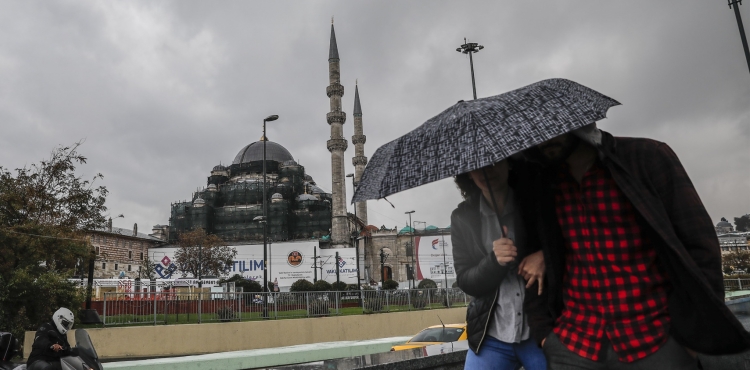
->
xmin=100 ymin=288 xmax=469 ymax=326
xmin=724 ymin=278 xmax=750 ymax=291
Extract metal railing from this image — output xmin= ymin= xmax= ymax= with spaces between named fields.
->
xmin=724 ymin=278 xmax=750 ymax=291
xmin=100 ymin=288 xmax=469 ymax=326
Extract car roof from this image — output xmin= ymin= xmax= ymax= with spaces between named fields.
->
xmin=424 ymin=323 xmax=466 ymax=329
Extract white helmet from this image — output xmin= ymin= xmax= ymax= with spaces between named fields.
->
xmin=53 ymin=308 xmax=74 ymax=334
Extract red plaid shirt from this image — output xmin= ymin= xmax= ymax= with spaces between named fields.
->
xmin=552 ymin=162 xmax=671 ymax=362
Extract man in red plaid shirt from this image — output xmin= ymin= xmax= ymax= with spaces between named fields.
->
xmin=523 ymin=124 xmax=750 ymax=369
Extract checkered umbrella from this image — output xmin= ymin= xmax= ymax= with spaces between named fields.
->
xmin=352 ymin=78 xmax=620 ymax=203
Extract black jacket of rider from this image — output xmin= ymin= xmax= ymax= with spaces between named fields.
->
xmin=451 ymin=175 xmax=542 ymax=354
xmin=27 ymin=321 xmax=71 ymax=366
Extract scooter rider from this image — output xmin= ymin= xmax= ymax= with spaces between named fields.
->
xmin=27 ymin=308 xmax=75 ymax=370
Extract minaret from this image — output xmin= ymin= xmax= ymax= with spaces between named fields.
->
xmin=352 ymin=81 xmax=368 ymax=225
xmin=326 ymin=20 xmax=349 ymax=246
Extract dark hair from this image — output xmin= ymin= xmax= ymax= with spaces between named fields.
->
xmin=454 ymin=158 xmax=519 ymax=200
xmin=454 ymin=172 xmax=480 ymax=200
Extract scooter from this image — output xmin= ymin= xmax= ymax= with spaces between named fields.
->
xmin=59 ymin=330 xmax=102 ymax=370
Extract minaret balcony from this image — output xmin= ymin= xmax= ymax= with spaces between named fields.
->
xmin=352 ymin=156 xmax=368 ymax=166
xmin=326 ymin=83 xmax=344 ymax=98
xmin=352 ymin=134 xmax=366 ymax=145
xmin=327 ymin=111 xmax=347 ymax=125
xmin=327 ymin=138 xmax=349 ymax=152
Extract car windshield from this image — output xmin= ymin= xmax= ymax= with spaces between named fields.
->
xmin=410 ymin=327 xmax=464 ymax=343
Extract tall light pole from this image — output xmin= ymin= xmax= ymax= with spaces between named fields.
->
xmin=262 ymin=114 xmax=278 ymax=318
xmin=729 ymin=0 xmax=750 ymax=74
xmin=456 ymin=38 xmax=484 ymax=100
xmin=346 ymin=173 xmax=362 ymax=286
xmin=405 ymin=210 xmax=415 ymax=289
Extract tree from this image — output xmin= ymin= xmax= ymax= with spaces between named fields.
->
xmin=0 ymin=143 xmax=107 ymax=340
xmin=331 ymin=281 xmax=348 ymax=291
xmin=218 ymin=274 xmax=261 ymax=293
xmin=173 ymin=228 xmax=237 ymax=279
xmin=722 ymin=250 xmax=750 ymax=274
xmin=382 ymin=279 xmax=399 ymax=290
xmin=139 ymin=253 xmax=158 ymax=281
xmin=418 ymin=279 xmax=437 ymax=289
xmin=312 ymin=280 xmax=332 ymax=291
xmin=735 ymin=215 xmax=750 ymax=232
xmin=290 ymin=279 xmax=314 ymax=292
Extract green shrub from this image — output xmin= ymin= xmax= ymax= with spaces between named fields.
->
xmin=331 ymin=281 xmax=348 ymax=291
xmin=290 ymin=279 xmax=314 ymax=292
xmin=313 ymin=280 xmax=332 ymax=291
xmin=382 ymin=279 xmax=399 ymax=290
xmin=418 ymin=279 xmax=437 ymax=289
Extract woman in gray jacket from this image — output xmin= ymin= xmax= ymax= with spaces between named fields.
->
xmin=452 ymin=159 xmax=546 ymax=370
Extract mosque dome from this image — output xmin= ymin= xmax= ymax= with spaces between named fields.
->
xmin=297 ymin=194 xmax=317 ymax=201
xmin=212 ymin=164 xmax=227 ymax=171
xmin=193 ymin=197 xmax=206 ymax=207
xmin=232 ymin=140 xmax=294 ymax=165
xmin=717 ymin=220 xmax=733 ymax=228
xmin=271 ymin=193 xmax=284 ymax=200
xmin=282 ymin=160 xmax=298 ymax=166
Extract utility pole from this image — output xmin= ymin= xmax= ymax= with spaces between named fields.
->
xmin=729 ymin=0 xmax=750 ymax=74
xmin=405 ymin=210 xmax=415 ymax=288
xmin=335 ymin=251 xmax=341 ymax=284
xmin=379 ymin=248 xmax=388 ymax=286
xmin=313 ymin=246 xmax=321 ymax=282
xmin=456 ymin=38 xmax=484 ymax=100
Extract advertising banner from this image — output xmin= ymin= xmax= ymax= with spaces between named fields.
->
xmin=414 ymin=234 xmax=456 ymax=283
xmin=148 ymin=241 xmax=358 ymax=289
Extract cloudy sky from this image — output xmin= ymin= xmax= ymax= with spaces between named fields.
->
xmin=1 ymin=1 xmax=748 ymax=234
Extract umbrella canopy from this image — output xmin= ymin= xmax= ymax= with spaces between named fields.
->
xmin=352 ymin=78 xmax=619 ymax=203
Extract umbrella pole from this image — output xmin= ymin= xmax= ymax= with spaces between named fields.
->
xmin=481 ymin=168 xmax=507 ymax=238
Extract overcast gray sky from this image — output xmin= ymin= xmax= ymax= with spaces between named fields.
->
xmin=1 ymin=1 xmax=748 ymax=233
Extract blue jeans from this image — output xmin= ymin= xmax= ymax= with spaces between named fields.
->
xmin=465 ymin=336 xmax=547 ymax=370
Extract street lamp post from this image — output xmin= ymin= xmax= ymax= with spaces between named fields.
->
xmin=729 ymin=0 xmax=750 ymax=74
xmin=405 ymin=210 xmax=415 ymax=289
xmin=456 ymin=38 xmax=484 ymax=100
xmin=261 ymin=114 xmax=279 ymax=318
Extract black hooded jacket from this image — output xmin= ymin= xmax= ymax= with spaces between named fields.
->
xmin=451 ymin=182 xmax=542 ymax=354
xmin=27 ymin=321 xmax=71 ymax=366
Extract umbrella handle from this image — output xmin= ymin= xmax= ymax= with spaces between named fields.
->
xmin=481 ymin=167 xmax=508 ymax=238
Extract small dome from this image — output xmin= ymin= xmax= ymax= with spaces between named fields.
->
xmin=717 ymin=220 xmax=732 ymax=227
xmin=304 ymin=174 xmax=313 ymax=181
xmin=280 ymin=177 xmax=290 ymax=183
xmin=212 ymin=164 xmax=227 ymax=171
xmin=283 ymin=160 xmax=298 ymax=166
xmin=298 ymin=194 xmax=317 ymax=201
xmin=193 ymin=197 xmax=206 ymax=207
xmin=426 ymin=225 xmax=439 ymax=231
xmin=271 ymin=193 xmax=283 ymax=200
xmin=207 ymin=184 xmax=218 ymax=191
xmin=311 ymin=186 xmax=326 ymax=194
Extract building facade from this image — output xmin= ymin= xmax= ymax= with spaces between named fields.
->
xmin=88 ymin=220 xmax=164 ymax=279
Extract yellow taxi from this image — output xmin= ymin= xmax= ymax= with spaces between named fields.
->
xmin=391 ymin=323 xmax=467 ymax=351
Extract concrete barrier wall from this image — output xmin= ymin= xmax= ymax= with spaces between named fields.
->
xmin=24 ymin=308 xmax=467 ymax=359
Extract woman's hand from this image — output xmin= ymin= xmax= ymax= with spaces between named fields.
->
xmin=518 ymin=250 xmax=545 ymax=295
xmin=492 ymin=227 xmax=518 ymax=266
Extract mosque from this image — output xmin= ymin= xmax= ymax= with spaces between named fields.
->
xmin=164 ymin=21 xmax=368 ymax=248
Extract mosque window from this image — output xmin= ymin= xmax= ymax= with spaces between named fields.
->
xmin=129 ymin=251 xmax=133 ymax=259
xmin=102 ymin=262 xmax=106 ymax=269
xmin=114 ymin=263 xmax=118 ymax=271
